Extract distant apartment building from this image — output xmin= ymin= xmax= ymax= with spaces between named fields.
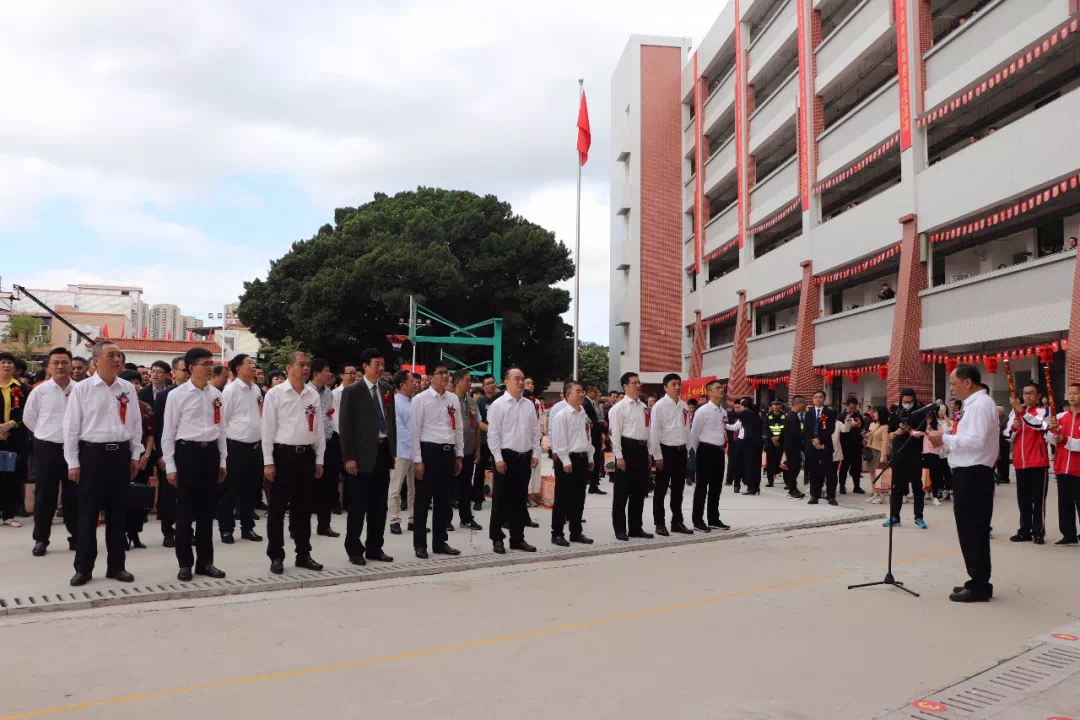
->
xmin=150 ymin=304 xmax=182 ymax=340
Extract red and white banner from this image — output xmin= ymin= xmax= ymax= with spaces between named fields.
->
xmin=702 ymin=236 xmax=739 ymax=265
xmin=895 ymin=0 xmax=913 ymax=150
xmin=813 ymin=133 xmax=900 ymax=195
xmin=796 ymin=0 xmax=811 ymax=211
xmin=752 ymin=283 xmax=800 ymax=309
xmin=815 ymin=243 xmax=901 ymax=284
xmin=747 ymin=198 xmax=800 ymax=236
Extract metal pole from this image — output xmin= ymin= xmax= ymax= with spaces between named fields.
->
xmin=410 ymin=294 xmax=417 ymax=369
xmin=573 ymin=78 xmax=583 ymax=381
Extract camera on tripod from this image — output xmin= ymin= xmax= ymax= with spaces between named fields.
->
xmin=894 ymin=401 xmax=942 ymax=429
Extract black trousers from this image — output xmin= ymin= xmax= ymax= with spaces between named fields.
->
xmin=952 ymin=464 xmax=995 ymax=595
xmin=1015 ymin=466 xmax=1049 ymax=539
xmin=996 ymin=436 xmax=1011 ymax=482
xmin=726 ymin=440 xmax=744 ymax=488
xmin=266 ymin=444 xmax=314 ymax=561
xmin=889 ymin=462 xmax=924 ymax=520
xmin=32 ymin=439 xmax=77 ymax=545
xmin=838 ymin=447 xmax=862 ymax=490
xmin=158 ymin=457 xmax=177 ymax=537
xmin=174 ymin=441 xmax=220 ymax=569
xmin=456 ymin=452 xmax=476 ymax=523
xmin=0 ymin=436 xmax=27 ymax=520
xmin=219 ymin=440 xmax=259 ymax=534
xmin=74 ymin=442 xmax=130 ymax=575
xmin=692 ymin=441 xmax=725 ymax=525
xmin=764 ymin=441 xmax=783 ymax=483
xmin=344 ymin=439 xmax=392 ymax=558
xmin=1057 ymin=474 xmax=1080 ymax=542
xmin=783 ymin=448 xmax=802 ymax=492
xmin=126 ymin=457 xmax=152 ymax=535
xmin=490 ymin=449 xmax=530 ymax=543
xmin=807 ymin=446 xmax=836 ymax=500
xmin=743 ymin=442 xmax=763 ymax=493
xmin=654 ymin=444 xmax=687 ymax=527
xmin=415 ymin=443 xmax=456 ymax=550
xmin=613 ymin=440 xmax=649 ymax=535
xmin=317 ymin=433 xmax=342 ymax=531
xmin=472 ymin=444 xmax=490 ymax=504
xmin=590 ymin=433 xmax=605 ymax=489
xmin=552 ymin=452 xmax=588 ymax=538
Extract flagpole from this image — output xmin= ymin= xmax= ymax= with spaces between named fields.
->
xmin=573 ymin=78 xmax=583 ymax=382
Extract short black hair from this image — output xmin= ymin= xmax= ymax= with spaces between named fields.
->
xmin=432 ymin=361 xmax=448 ymax=374
xmin=228 ymin=353 xmax=249 ymax=375
xmin=72 ymin=356 xmax=87 ymax=364
xmin=845 ymin=396 xmax=858 ymax=405
xmin=791 ymin=394 xmax=805 ymax=403
xmin=812 ymin=390 xmax=826 ymax=398
xmin=0 ymin=351 xmax=17 ymax=364
xmin=480 ymin=374 xmax=495 ymax=383
xmin=392 ymin=370 xmax=411 ymax=390
xmin=151 ymin=360 xmax=170 ymax=373
xmin=118 ymin=369 xmax=141 ymax=384
xmin=585 ymin=383 xmax=598 ymax=392
xmin=171 ymin=355 xmax=185 ymax=370
xmin=285 ymin=350 xmax=307 ymax=367
xmin=687 ymin=399 xmax=698 ymax=408
xmin=338 ymin=362 xmax=356 ymax=374
xmin=359 ymin=348 xmax=382 ymax=370
xmin=124 ymin=362 xmax=138 ymax=370
xmin=662 ymin=373 xmax=681 ymax=386
xmin=705 ymin=379 xmax=722 ymax=392
xmin=1022 ymin=382 xmax=1042 ymax=394
xmin=267 ymin=369 xmax=285 ymax=382
xmin=564 ymin=380 xmax=583 ymax=394
xmin=620 ymin=372 xmax=638 ymax=388
xmin=502 ymin=366 xmax=521 ymax=381
xmin=310 ymin=357 xmax=330 ymax=375
xmin=1070 ymin=382 xmax=1080 ymax=390
xmin=900 ymin=388 xmax=917 ymax=401
xmin=954 ymin=364 xmax=982 ymax=385
xmin=452 ymin=368 xmax=471 ymax=385
xmin=411 ymin=372 xmax=422 ymax=381
xmin=47 ymin=347 xmax=72 ymax=362
xmin=184 ymin=347 xmax=213 ymax=369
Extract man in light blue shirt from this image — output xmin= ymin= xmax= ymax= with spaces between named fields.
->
xmin=388 ymin=370 xmax=416 ymax=535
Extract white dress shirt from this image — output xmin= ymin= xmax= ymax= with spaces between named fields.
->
xmin=410 ymin=387 xmax=465 ymax=462
xmin=395 ymin=392 xmax=412 ymax=460
xmin=649 ymin=394 xmax=690 ymax=457
xmin=942 ymin=389 xmax=1000 ymax=468
xmin=609 ymin=396 xmax=649 ymax=459
xmin=551 ymin=404 xmax=591 ymax=466
xmin=690 ymin=401 xmax=730 ymax=451
xmin=222 ymin=377 xmax=262 ymax=443
xmin=331 ymin=385 xmax=344 ymax=434
xmin=260 ymin=380 xmax=326 ymax=465
xmin=364 ymin=376 xmax=388 ymax=440
xmin=63 ymin=373 xmax=144 ymax=469
xmin=548 ymin=399 xmax=568 ymax=424
xmin=23 ymin=378 xmax=73 ymax=443
xmin=487 ymin=392 xmax=542 ymax=464
xmin=161 ymin=381 xmax=228 ymax=473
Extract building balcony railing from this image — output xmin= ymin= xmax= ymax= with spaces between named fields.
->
xmin=746 ymin=325 xmax=797 ymax=376
xmin=749 ymin=156 xmax=798 ymax=226
xmin=702 ymin=266 xmax=746 ymax=319
xmin=924 ymin=0 xmax=1071 ymax=110
xmin=816 ymin=76 xmax=898 ymax=180
xmin=815 ymin=0 xmax=893 ymax=94
xmin=684 ymin=174 xmax=696 ymax=213
xmin=811 ymin=182 xmax=907 ymax=273
xmin=916 ymin=83 xmax=1080 ymax=230
xmin=812 ymin=299 xmax=895 ymax=366
xmin=748 ymin=232 xmax=808 ymax=299
xmin=684 ymin=291 xmax=699 ymax=328
xmin=684 ymin=116 xmax=696 ymax=154
xmin=702 ymin=342 xmax=734 ymax=379
xmin=920 ymin=251 xmax=1075 ymax=349
xmin=704 ymin=66 xmax=737 ymax=135
xmin=704 ymin=136 xmax=737 ymax=196
xmin=683 ymin=234 xmax=695 ymax=270
xmin=748 ymin=0 xmax=797 ymax=85
xmin=749 ymin=69 xmax=798 ymax=154
xmin=704 ymin=200 xmax=739 ymax=256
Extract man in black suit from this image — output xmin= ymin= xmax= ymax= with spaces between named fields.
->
xmin=728 ymin=397 xmax=764 ymax=495
xmin=803 ymin=389 xmax=838 ymax=505
xmin=338 ymin=348 xmax=395 ymax=566
xmin=582 ymin=385 xmax=607 ymax=495
xmin=152 ymin=356 xmax=188 ymax=547
xmin=780 ymin=395 xmax=807 ymax=499
xmin=837 ymin=396 xmax=865 ymax=494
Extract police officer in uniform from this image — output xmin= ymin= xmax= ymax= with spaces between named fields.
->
xmin=764 ymin=399 xmax=785 ymax=488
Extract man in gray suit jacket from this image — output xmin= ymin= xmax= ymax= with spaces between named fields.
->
xmin=339 ymin=348 xmax=396 ymax=565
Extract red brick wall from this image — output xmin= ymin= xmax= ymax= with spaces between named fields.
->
xmin=789 ymin=261 xmax=820 ymax=397
xmin=886 ymin=215 xmax=933 ymax=403
xmin=728 ymin=290 xmax=752 ymax=398
xmin=917 ymin=0 xmax=932 ymax=104
xmin=811 ymin=11 xmax=823 ymax=183
xmin=639 ymin=45 xmax=685 ymax=373
xmin=1068 ymin=259 xmax=1080 ymax=385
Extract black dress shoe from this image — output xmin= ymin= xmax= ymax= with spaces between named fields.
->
xmin=196 ymin=565 xmax=226 ymax=579
xmin=570 ymin=534 xmax=594 ymax=544
xmin=552 ymin=536 xmax=570 ymax=547
xmin=349 ymin=555 xmax=367 ymax=566
xmin=446 ymin=523 xmax=455 ymax=532
xmin=838 ymin=487 xmax=847 ymax=495
xmin=828 ymin=499 xmax=839 ymax=506
xmin=68 ymin=538 xmax=76 ymax=551
xmin=493 ymin=541 xmax=506 ymax=554
xmin=510 ymin=541 xmax=537 ymax=552
xmin=163 ymin=535 xmax=176 ymax=548
xmin=70 ymin=572 xmax=91 ymax=587
xmin=789 ymin=491 xmax=806 ymax=499
xmin=807 ymin=497 xmax=819 ymax=505
xmin=221 ymin=533 xmax=235 ymax=544
xmin=1010 ymin=533 xmax=1032 ymax=542
xmin=1055 ymin=537 xmax=1079 ymax=546
xmin=473 ymin=501 xmax=483 ymax=512
xmin=615 ymin=533 xmax=630 ymax=541
xmin=671 ymin=523 xmax=694 ymax=535
xmin=434 ymin=544 xmax=461 ymax=556
xmin=588 ymin=487 xmax=607 ymax=495
xmin=415 ymin=548 xmax=429 ymax=559
xmin=32 ymin=541 xmax=47 ymax=557
xmin=852 ymin=487 xmax=866 ymax=494
xmin=241 ymin=530 xmax=263 ymax=542
xmin=178 ymin=567 xmax=193 ymax=581
xmin=949 ymin=588 xmax=991 ymax=603
xmin=525 ymin=520 xmax=540 ymax=529
xmin=629 ymin=530 xmax=654 ymax=539
xmin=407 ymin=522 xmax=415 ymax=531
xmin=366 ymin=550 xmax=394 ymax=562
xmin=295 ymin=556 xmax=323 ymax=571
xmin=106 ymin=569 xmax=135 ymax=582
xmin=390 ymin=522 xmax=402 ymax=535
xmin=461 ymin=520 xmax=483 ymax=531
xmin=317 ymin=528 xmax=341 ymax=538
xmin=128 ymin=534 xmax=146 ymax=549
xmin=693 ymin=523 xmax=711 ymax=533
xmin=766 ymin=482 xmax=774 ymax=487
xmin=655 ymin=526 xmax=670 ymax=537
xmin=270 ymin=559 xmax=284 ymax=574
xmin=708 ymin=520 xmax=729 ymax=530
xmin=1033 ymin=537 xmax=1046 ymax=545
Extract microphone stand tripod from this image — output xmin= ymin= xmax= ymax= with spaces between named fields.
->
xmin=847 ymin=411 xmax=932 ymax=598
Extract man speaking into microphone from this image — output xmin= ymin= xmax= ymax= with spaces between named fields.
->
xmin=927 ymin=365 xmax=999 ymax=603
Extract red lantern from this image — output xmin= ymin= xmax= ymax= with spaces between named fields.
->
xmin=824 ymin=372 xmax=834 ymax=385
xmin=848 ymin=371 xmax=859 ymax=384
xmin=878 ymin=365 xmax=888 ymax=380
xmin=1053 ymin=340 xmax=1060 ymax=353
xmin=1038 ymin=345 xmax=1055 ymax=364
xmin=945 ymin=358 xmax=959 ymax=375
xmin=1063 ymin=338 xmax=1070 ymax=350
xmin=984 ymin=355 xmax=998 ymax=374
xmin=1025 ymin=347 xmax=1033 ymax=358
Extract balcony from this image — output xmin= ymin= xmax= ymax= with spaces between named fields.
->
xmin=924 ymin=0 xmax=1071 ymax=109
xmin=916 ymin=83 xmax=1080 ymax=230
xmin=704 ymin=136 xmax=737 ymax=196
xmin=684 ymin=116 xmax=696 ymax=155
xmin=748 ymin=0 xmax=798 ymax=86
xmin=749 ymin=156 xmax=798 ymax=226
xmin=703 ymin=68 xmax=736 ymax=136
xmin=811 ymin=183 xmax=907 ymax=271
xmin=702 ymin=343 xmax=735 ymax=379
xmin=684 ymin=292 xmax=699 ymax=329
xmin=684 ymin=175 xmax=695 ymax=213
xmin=746 ymin=326 xmax=797 ymax=376
xmin=920 ymin=251 xmax=1075 ymax=348
xmin=816 ymin=77 xmax=898 ymax=180
xmin=815 ymin=0 xmax=893 ymax=95
xmin=748 ymin=232 xmax=808 ymax=298
xmin=702 ymin=266 xmax=746 ymax=318
xmin=813 ymin=300 xmax=895 ymax=366
xmin=683 ymin=234 xmax=695 ymax=269
xmin=704 ymin=201 xmax=739 ymax=256
xmin=749 ymin=69 xmax=798 ymax=154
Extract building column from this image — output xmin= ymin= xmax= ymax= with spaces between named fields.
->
xmin=886 ymin=214 xmax=933 ymax=403
xmin=689 ymin=309 xmax=704 ymax=379
xmin=733 ymin=0 xmax=750 ymax=250
xmin=728 ymin=289 xmax=752 ymax=398
xmin=1067 ymin=261 xmax=1080 ymax=385
xmin=789 ymin=261 xmax=820 ymax=398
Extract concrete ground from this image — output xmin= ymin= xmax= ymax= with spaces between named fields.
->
xmin=2 ymin=478 xmax=1079 ymax=720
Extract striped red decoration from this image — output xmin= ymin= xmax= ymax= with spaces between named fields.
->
xmin=702 ymin=307 xmax=738 ymax=327
xmin=815 ymin=243 xmax=902 ymax=285
xmin=747 ymin=198 xmax=800 ymax=236
xmin=752 ymin=283 xmax=801 ymax=309
xmin=749 ymin=374 xmax=791 ymax=390
xmin=813 ymin=133 xmax=901 ymax=195
xmin=702 ymin=236 xmax=739 ymax=265
xmin=920 ymin=339 xmax=1067 ymax=367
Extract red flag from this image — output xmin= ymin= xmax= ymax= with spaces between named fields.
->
xmin=577 ymin=90 xmax=591 ymax=166
xmin=188 ymin=331 xmax=194 ymax=341
xmin=141 ymin=326 xmax=148 ymax=339
xmin=120 ymin=323 xmax=126 ymax=338
xmin=101 ymin=323 xmax=109 ymax=338
xmin=167 ymin=330 xmax=172 ymax=340
xmin=209 ymin=329 xmax=214 ymax=342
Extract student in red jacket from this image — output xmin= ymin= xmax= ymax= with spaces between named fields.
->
xmin=1050 ymin=382 xmax=1080 ymax=546
xmin=1006 ymin=383 xmax=1051 ymax=544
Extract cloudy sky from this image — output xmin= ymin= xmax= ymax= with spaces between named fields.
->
xmin=1 ymin=1 xmax=722 ymax=343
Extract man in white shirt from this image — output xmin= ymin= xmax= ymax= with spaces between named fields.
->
xmin=64 ymin=341 xmax=144 ymax=586
xmin=649 ymin=373 xmax=693 ymax=536
xmin=27 ymin=347 xmax=77 ymax=556
xmin=609 ymin=371 xmax=654 ymax=541
xmin=161 ymin=347 xmax=228 ymax=582
xmin=410 ymin=361 xmax=464 ymax=558
xmin=549 ymin=380 xmax=594 ymax=546
xmin=261 ymin=351 xmax=326 ymax=575
xmin=486 ymin=367 xmax=540 ymax=554
xmin=388 ymin=370 xmax=416 ymax=535
xmin=928 ymin=365 xmax=1000 ymax=603
xmin=690 ymin=380 xmax=733 ymax=532
xmin=219 ymin=353 xmax=263 ymax=544
xmin=309 ymin=358 xmax=341 ymax=539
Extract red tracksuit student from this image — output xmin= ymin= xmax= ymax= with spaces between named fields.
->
xmin=1050 ymin=382 xmax=1080 ymax=546
xmin=1006 ymin=383 xmax=1051 ymax=544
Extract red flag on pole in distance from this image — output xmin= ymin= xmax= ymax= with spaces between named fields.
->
xmin=188 ymin=331 xmax=194 ymax=341
xmin=102 ymin=323 xmax=109 ymax=338
xmin=167 ymin=330 xmax=172 ymax=340
xmin=577 ymin=91 xmax=591 ymax=165
xmin=120 ymin=323 xmax=126 ymax=338
xmin=142 ymin=326 xmax=148 ymax=339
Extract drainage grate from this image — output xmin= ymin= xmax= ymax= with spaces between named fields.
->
xmin=881 ymin=621 xmax=1080 ymax=719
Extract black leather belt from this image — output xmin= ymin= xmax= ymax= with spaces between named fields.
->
xmin=569 ymin=451 xmax=589 ymax=458
xmin=35 ymin=438 xmax=64 ymax=448
xmin=80 ymin=440 xmax=125 ymax=451
xmin=503 ymin=448 xmax=532 ymax=458
xmin=275 ymin=443 xmax=313 ymax=454
xmin=227 ymin=439 xmax=261 ymax=450
xmin=699 ymin=441 xmax=724 ymax=450
xmin=622 ymin=437 xmax=647 ymax=447
xmin=421 ymin=442 xmax=454 ymax=453
xmin=177 ymin=440 xmax=215 ymax=449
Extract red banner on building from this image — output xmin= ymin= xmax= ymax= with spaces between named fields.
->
xmin=796 ymin=0 xmax=810 ymax=211
xmin=734 ymin=0 xmax=746 ymax=247
xmin=681 ymin=375 xmax=717 ymax=402
xmin=895 ymin=0 xmax=912 ymax=150
xmin=693 ymin=51 xmax=704 ymax=273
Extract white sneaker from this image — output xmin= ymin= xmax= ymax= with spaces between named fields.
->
xmin=932 ymin=496 xmax=942 ymax=507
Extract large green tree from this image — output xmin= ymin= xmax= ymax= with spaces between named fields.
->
xmin=577 ymin=342 xmax=609 ymax=394
xmin=2 ymin=315 xmax=50 ymax=362
xmin=238 ymin=188 xmax=575 ymax=389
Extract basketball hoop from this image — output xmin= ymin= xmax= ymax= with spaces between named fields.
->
xmin=386 ymin=334 xmax=409 ymax=352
